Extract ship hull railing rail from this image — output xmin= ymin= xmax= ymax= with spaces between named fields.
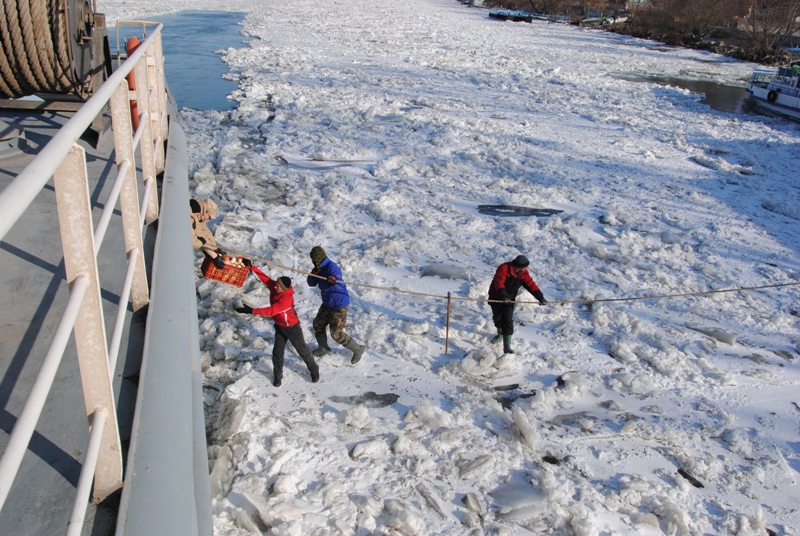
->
xmin=749 ymin=68 xmax=777 ymax=88
xmin=0 ymin=20 xmax=210 ymax=536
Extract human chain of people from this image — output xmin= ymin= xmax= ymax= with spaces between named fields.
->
xmin=192 ymin=197 xmax=800 ymax=386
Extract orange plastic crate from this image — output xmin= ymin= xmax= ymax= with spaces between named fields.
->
xmin=201 ymin=255 xmax=249 ymax=287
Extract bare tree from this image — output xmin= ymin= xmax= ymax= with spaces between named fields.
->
xmin=524 ymin=0 xmax=565 ymax=15
xmin=678 ymin=0 xmax=734 ymax=39
xmin=738 ymin=0 xmax=800 ymax=60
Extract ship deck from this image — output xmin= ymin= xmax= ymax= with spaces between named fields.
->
xmin=0 ymin=107 xmax=151 ymax=536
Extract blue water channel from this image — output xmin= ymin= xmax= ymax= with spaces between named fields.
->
xmin=121 ymin=11 xmax=247 ymax=111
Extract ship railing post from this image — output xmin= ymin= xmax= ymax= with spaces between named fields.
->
xmin=134 ymin=52 xmax=160 ymax=225
xmin=53 ymin=145 xmax=123 ymax=503
xmin=144 ymin=37 xmax=165 ymax=174
xmin=153 ymin=33 xmax=169 ymax=166
xmin=110 ymin=79 xmax=150 ymax=311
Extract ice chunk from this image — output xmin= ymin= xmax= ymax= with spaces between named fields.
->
xmin=263 ymin=497 xmax=323 ymax=523
xmin=239 ymin=491 xmax=271 ymax=529
xmin=686 ymin=323 xmax=736 ymax=345
xmin=409 ymin=399 xmax=449 ymax=430
xmin=392 ymin=434 xmax=414 ymax=455
xmin=661 ymin=229 xmax=681 ymax=244
xmin=490 ymin=482 xmax=547 ymax=510
xmin=589 ymin=243 xmax=609 ymax=260
xmin=209 ymin=446 xmax=234 ymax=498
xmin=491 ymin=481 xmax=548 ymax=522
xmin=463 ymin=511 xmax=481 ymax=529
xmin=342 ymin=404 xmax=372 ymax=429
xmin=417 ymin=483 xmax=448 ymax=519
xmin=233 ymin=507 xmax=261 ymax=534
xmin=273 ymin=474 xmax=298 ymax=494
xmin=736 ymin=506 xmax=767 ymax=536
xmin=402 ymin=321 xmax=430 ymax=335
xmin=461 ymin=492 xmax=482 ymax=514
xmin=421 ymin=263 xmax=469 ymax=280
xmin=458 ymin=454 xmax=495 ymax=479
xmin=513 ymin=406 xmax=537 ymax=449
xmin=350 ymin=494 xmax=383 ymax=518
xmin=634 ymin=513 xmax=664 ymax=535
xmin=763 ymin=198 xmax=800 ymax=220
xmin=351 ymin=439 xmax=386 ymax=460
xmin=722 ymin=427 xmax=750 ymax=455
xmin=385 ymin=499 xmax=424 ymax=535
xmin=650 ymin=498 xmax=690 ymax=535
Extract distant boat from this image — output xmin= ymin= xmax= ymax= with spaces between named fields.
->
xmin=488 ymin=8 xmax=534 ymax=23
xmin=746 ymin=47 xmax=800 ymax=121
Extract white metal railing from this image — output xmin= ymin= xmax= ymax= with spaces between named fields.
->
xmin=750 ymin=68 xmax=777 ymax=87
xmin=0 ymin=22 xmax=167 ymax=534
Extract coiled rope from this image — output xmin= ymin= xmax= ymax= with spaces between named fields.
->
xmin=0 ymin=0 xmax=80 ymax=99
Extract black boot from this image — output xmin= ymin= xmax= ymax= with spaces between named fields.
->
xmin=312 ymin=332 xmax=331 ymax=357
xmin=273 ymin=375 xmax=282 ymax=387
xmin=345 ymin=339 xmax=365 ymax=364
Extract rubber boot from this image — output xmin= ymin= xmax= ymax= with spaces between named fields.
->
xmin=345 ymin=339 xmax=365 ymax=364
xmin=312 ymin=332 xmax=331 ymax=357
xmin=491 ymin=328 xmax=503 ymax=344
xmin=502 ymin=334 xmax=514 ymax=354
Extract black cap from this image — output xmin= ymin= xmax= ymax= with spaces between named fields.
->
xmin=278 ymin=276 xmax=292 ymax=290
xmin=512 ymin=255 xmax=530 ymax=268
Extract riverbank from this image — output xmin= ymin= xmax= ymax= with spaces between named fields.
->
xmin=603 ymin=22 xmax=785 ymax=65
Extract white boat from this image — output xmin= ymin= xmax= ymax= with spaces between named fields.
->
xmin=746 ymin=47 xmax=800 ymax=120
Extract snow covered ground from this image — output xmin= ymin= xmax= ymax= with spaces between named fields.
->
xmin=107 ymin=0 xmax=800 ymax=534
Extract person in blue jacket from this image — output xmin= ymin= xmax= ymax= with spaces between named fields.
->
xmin=307 ymin=246 xmax=366 ymax=364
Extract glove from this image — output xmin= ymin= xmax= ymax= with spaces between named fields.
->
xmin=242 ymin=258 xmax=252 ymax=268
xmin=235 ymin=305 xmax=253 ymax=314
xmin=532 ymin=290 xmax=547 ymax=306
xmin=327 ymin=276 xmax=337 ymax=285
xmin=212 ymin=255 xmax=225 ymax=269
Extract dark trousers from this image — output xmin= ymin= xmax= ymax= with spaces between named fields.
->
xmin=490 ymin=300 xmax=516 ymax=336
xmin=272 ymin=323 xmax=318 ymax=379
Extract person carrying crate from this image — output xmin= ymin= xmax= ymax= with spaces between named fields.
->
xmin=190 ymin=198 xmax=225 ymax=268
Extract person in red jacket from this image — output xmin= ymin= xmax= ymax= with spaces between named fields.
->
xmin=488 ymin=255 xmax=548 ymax=354
xmin=235 ymin=263 xmax=319 ymax=387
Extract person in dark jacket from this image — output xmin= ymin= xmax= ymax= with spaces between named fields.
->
xmin=488 ymin=255 xmax=547 ymax=354
xmin=235 ymin=263 xmax=319 ymax=387
xmin=307 ymin=246 xmax=365 ymax=364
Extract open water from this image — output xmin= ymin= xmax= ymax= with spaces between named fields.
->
xmin=612 ymin=72 xmax=763 ymax=116
xmin=144 ymin=11 xmax=247 ymax=111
